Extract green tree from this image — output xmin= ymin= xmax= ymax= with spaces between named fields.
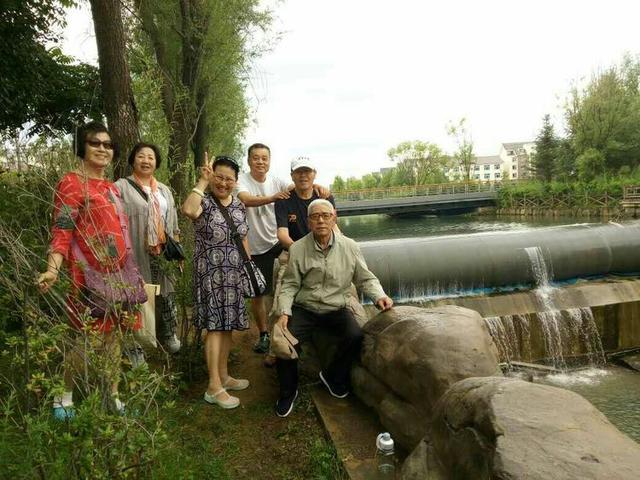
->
xmin=554 ymin=138 xmax=576 ymax=182
xmin=387 ymin=140 xmax=448 ymax=186
xmin=133 ymin=0 xmax=272 ymax=195
xmin=332 ymin=175 xmax=345 ymax=191
xmin=576 ymin=148 xmax=606 ymax=182
xmin=379 ymin=169 xmax=394 ymax=188
xmin=0 ymin=0 xmax=102 ymax=136
xmin=345 ymin=177 xmax=363 ymax=190
xmin=446 ymin=118 xmax=474 ymax=181
xmin=361 ymin=173 xmax=381 ymax=189
xmin=566 ymin=56 xmax=640 ymax=173
xmin=531 ymin=114 xmax=558 ymax=182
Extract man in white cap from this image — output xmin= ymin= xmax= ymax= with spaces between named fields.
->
xmin=275 ymin=156 xmax=337 ymax=250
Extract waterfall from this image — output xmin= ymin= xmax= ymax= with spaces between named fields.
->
xmin=525 ymin=246 xmax=552 ymax=289
xmin=484 ymin=246 xmax=605 ymax=370
xmin=525 ymin=246 xmax=567 ymax=368
xmin=567 ymin=307 xmax=606 ymax=366
xmin=485 ymin=314 xmax=530 ymax=364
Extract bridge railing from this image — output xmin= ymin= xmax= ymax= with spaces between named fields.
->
xmin=623 ymin=185 xmax=640 ymax=200
xmin=500 ymin=191 xmax=621 ymax=210
xmin=333 ymin=180 xmax=511 ymax=202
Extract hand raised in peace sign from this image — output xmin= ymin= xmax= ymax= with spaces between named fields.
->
xmin=199 ymin=151 xmax=214 ymax=183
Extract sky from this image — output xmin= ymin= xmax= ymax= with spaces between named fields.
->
xmin=63 ymin=0 xmax=640 ymax=185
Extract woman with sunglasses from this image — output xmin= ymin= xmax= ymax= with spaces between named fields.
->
xmin=182 ymin=154 xmax=250 ymax=409
xmin=114 ymin=143 xmax=182 ymax=358
xmin=38 ymin=122 xmax=142 ymax=419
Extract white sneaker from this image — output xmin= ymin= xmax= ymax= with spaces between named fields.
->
xmin=165 ymin=334 xmax=181 ymax=354
xmin=113 ymin=397 xmax=126 ymax=415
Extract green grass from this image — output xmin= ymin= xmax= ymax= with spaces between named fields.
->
xmin=148 ymin=383 xmax=347 ymax=480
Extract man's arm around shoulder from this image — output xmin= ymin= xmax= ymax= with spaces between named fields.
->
xmin=237 ymin=175 xmax=290 ymax=207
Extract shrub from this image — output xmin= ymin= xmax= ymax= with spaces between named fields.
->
xmin=0 ymin=152 xmax=175 ymax=478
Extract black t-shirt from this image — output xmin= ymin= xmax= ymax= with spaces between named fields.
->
xmin=275 ymin=191 xmax=336 ymax=243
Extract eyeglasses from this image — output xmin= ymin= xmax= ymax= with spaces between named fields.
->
xmin=213 ymin=174 xmax=236 ymax=184
xmin=308 ymin=212 xmax=333 ymax=221
xmin=86 ymin=140 xmax=114 ymax=150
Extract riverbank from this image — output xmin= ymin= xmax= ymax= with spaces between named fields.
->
xmin=478 ymin=205 xmax=629 ymax=219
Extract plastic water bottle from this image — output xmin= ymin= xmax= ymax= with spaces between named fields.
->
xmin=376 ymin=432 xmax=396 ymax=478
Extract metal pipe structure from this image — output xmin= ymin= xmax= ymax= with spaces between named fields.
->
xmin=359 ymin=222 xmax=640 ymax=300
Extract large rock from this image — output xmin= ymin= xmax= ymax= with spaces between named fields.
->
xmin=354 ymin=305 xmax=501 ymax=449
xmin=428 ymin=376 xmax=640 ymax=480
xmin=400 ymin=439 xmax=445 ymax=480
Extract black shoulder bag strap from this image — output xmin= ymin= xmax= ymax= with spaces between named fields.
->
xmin=126 ymin=178 xmax=149 ymax=202
xmin=214 ymin=198 xmax=261 ymax=294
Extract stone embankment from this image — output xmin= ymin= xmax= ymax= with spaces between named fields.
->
xmin=352 ymin=305 xmax=640 ymax=479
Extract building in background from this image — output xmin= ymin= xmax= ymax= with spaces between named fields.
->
xmin=444 ymin=141 xmax=535 ymax=182
xmin=499 ymin=141 xmax=536 ymax=180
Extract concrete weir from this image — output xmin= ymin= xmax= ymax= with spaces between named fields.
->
xmin=360 ymin=221 xmax=640 ymax=299
xmin=427 ymin=279 xmax=640 ymax=364
xmin=359 ymin=222 xmax=640 ymax=364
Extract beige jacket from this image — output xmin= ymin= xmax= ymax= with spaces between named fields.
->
xmin=114 ymin=177 xmax=180 ymax=295
xmin=278 ymin=232 xmax=387 ymax=316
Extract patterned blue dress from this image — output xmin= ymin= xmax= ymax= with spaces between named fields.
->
xmin=192 ymin=194 xmax=249 ymax=331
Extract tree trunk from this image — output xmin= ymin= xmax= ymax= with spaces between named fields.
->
xmin=167 ymin=103 xmax=191 ymax=197
xmin=192 ymin=90 xmax=208 ymax=169
xmin=89 ymin=0 xmax=139 ymax=179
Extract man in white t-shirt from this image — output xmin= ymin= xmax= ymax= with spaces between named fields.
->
xmin=237 ymin=143 xmax=291 ymax=354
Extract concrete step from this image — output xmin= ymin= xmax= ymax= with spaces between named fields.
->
xmin=311 ymin=386 xmax=391 ymax=479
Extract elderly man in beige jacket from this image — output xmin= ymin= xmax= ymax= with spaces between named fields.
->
xmin=273 ymin=199 xmax=393 ymax=417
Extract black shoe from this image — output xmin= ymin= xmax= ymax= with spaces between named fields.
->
xmin=253 ymin=333 xmax=270 ymax=354
xmin=319 ymin=371 xmax=349 ymax=399
xmin=275 ymin=390 xmax=298 ymax=418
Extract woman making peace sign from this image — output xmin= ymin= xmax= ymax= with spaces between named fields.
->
xmin=182 ymin=154 xmax=250 ymax=409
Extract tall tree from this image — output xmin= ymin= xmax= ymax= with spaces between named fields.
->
xmin=387 ymin=141 xmax=448 ymax=186
xmin=566 ymin=56 xmax=640 ymax=174
xmin=531 ymin=114 xmax=558 ymax=182
xmin=554 ymin=138 xmax=576 ymax=182
xmin=0 ymin=0 xmax=102 ymax=136
xmin=134 ymin=0 xmax=271 ymax=196
xmin=89 ymin=0 xmax=139 ymax=178
xmin=446 ymin=118 xmax=474 ymax=181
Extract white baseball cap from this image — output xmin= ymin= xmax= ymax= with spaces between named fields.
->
xmin=290 ymin=156 xmax=315 ymax=172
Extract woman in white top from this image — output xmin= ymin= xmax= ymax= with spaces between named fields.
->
xmin=115 ymin=143 xmax=181 ymax=354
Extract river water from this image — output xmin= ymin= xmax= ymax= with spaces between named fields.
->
xmin=541 ymin=367 xmax=640 ymax=442
xmin=338 ymin=213 xmax=589 ymax=241
xmin=339 ymin=212 xmax=640 ymax=443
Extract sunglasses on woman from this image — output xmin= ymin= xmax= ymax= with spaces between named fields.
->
xmin=86 ymin=140 xmax=114 ymax=150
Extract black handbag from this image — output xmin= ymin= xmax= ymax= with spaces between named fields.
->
xmin=214 ymin=198 xmax=267 ymax=298
xmin=126 ymin=178 xmax=185 ymax=261
xmin=164 ymin=234 xmax=185 ymax=261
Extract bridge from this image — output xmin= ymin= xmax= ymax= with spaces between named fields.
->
xmin=333 ymin=182 xmax=502 ymax=216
